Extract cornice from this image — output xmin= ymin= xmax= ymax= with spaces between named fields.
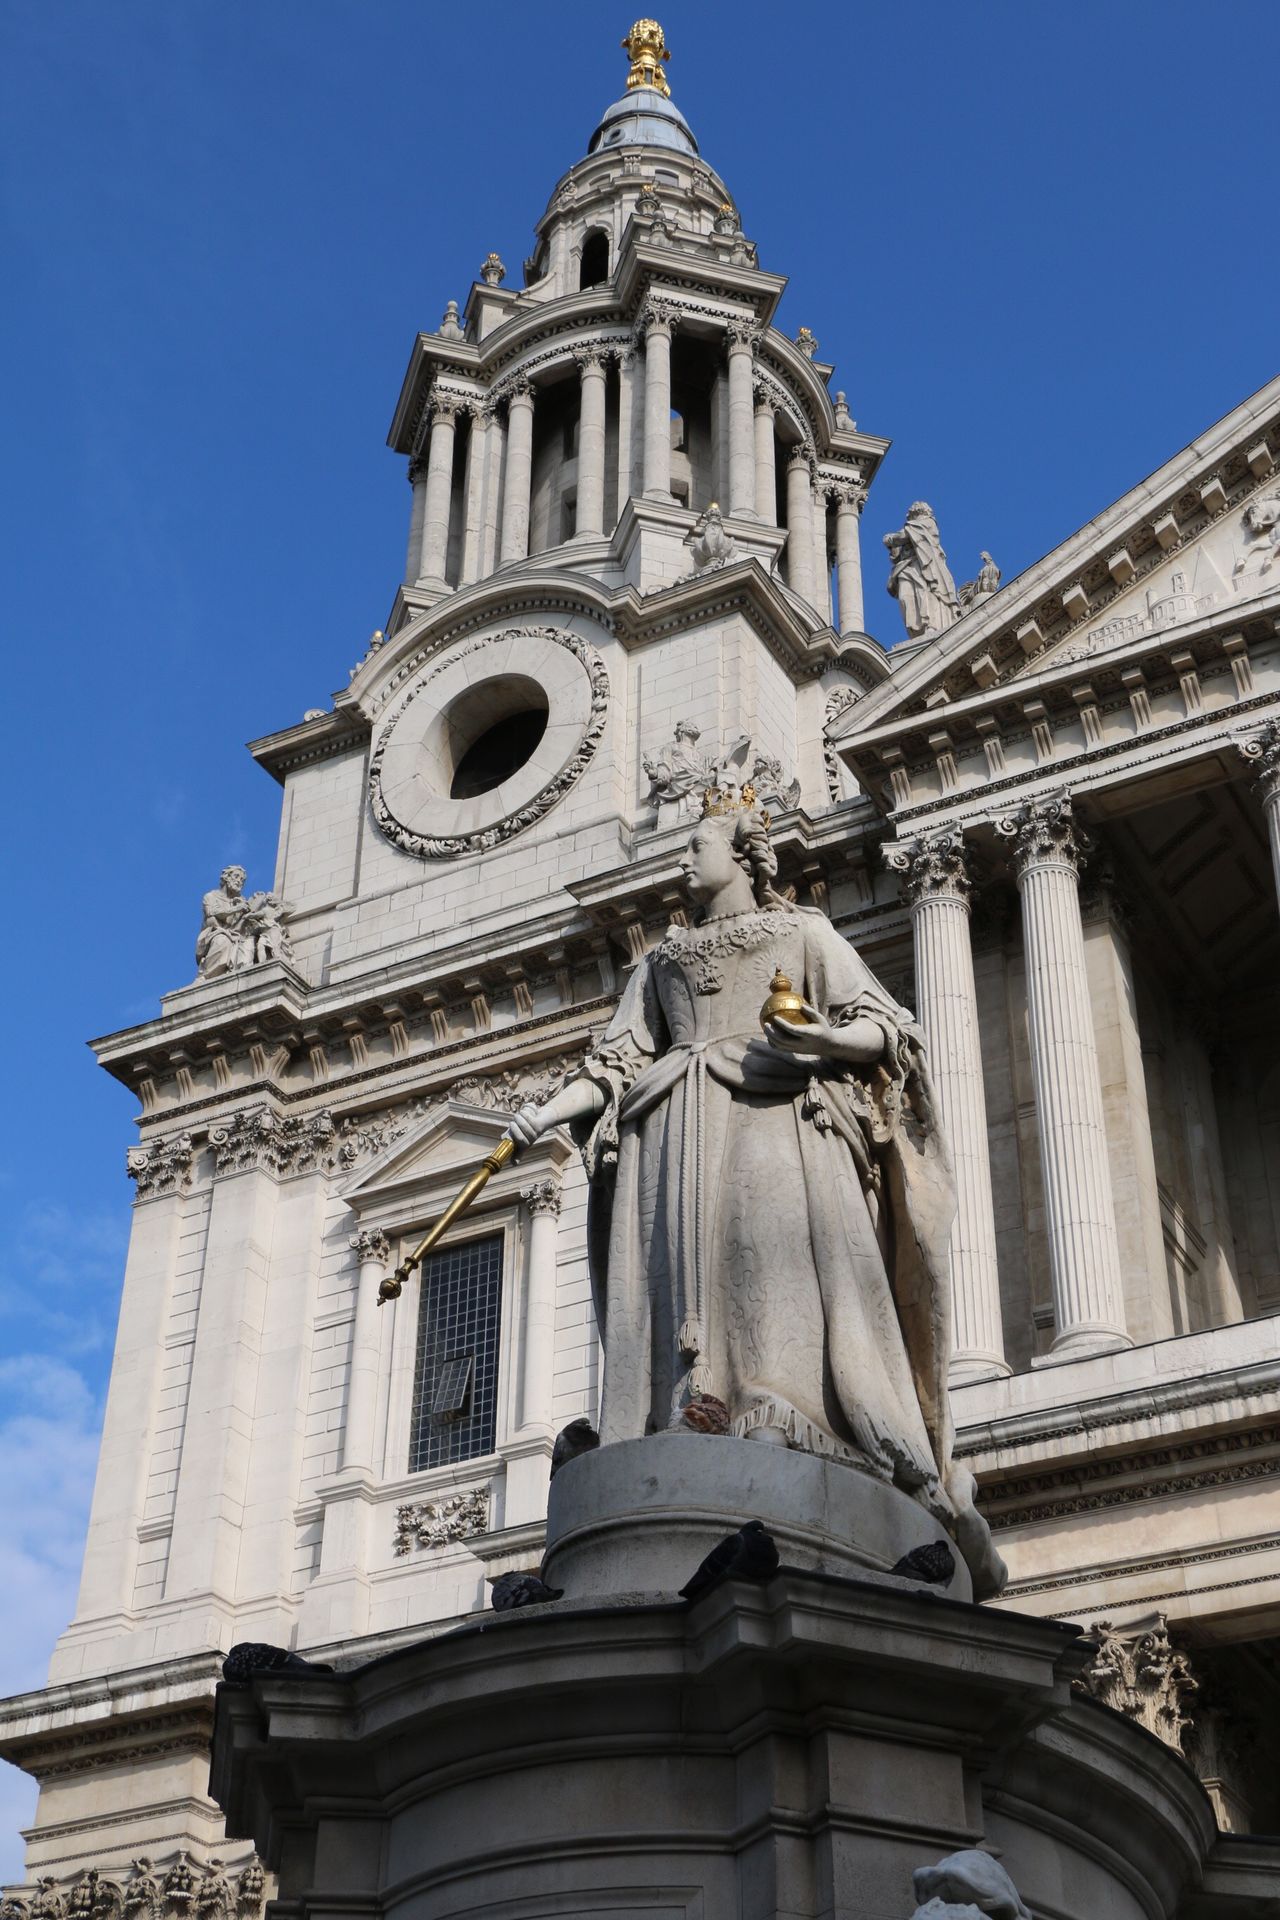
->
xmin=247 ymin=711 xmax=369 ymax=785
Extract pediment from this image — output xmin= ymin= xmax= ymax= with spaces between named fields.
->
xmin=830 ymin=371 xmax=1280 ymax=746
xmin=341 ymin=1098 xmax=572 ymax=1212
xmin=342 ymin=1102 xmax=513 ymax=1204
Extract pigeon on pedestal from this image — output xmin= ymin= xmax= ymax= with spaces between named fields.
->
xmin=679 ymin=1520 xmax=779 ymax=1603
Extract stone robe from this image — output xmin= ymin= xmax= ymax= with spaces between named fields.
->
xmin=573 ymin=903 xmax=961 ymax=1517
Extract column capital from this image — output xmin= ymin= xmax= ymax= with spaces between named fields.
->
xmin=504 ymin=375 xmax=535 ymax=407
xmin=572 ymin=342 xmax=608 ymax=375
xmin=884 ymin=828 xmax=972 ymax=907
xmin=1238 ymin=717 xmax=1280 ymax=802
xmin=521 ymin=1178 xmax=562 ymax=1219
xmin=427 ymin=385 xmax=467 ymax=423
xmin=724 ymin=315 xmax=759 ymax=352
xmin=637 ymin=295 xmax=678 ymax=340
xmin=349 ymin=1226 xmax=392 ymax=1265
xmin=995 ymin=791 xmax=1089 ymax=877
xmin=407 ymin=456 xmax=427 ymax=487
xmin=786 ymin=443 xmax=816 ymax=476
xmin=752 ymin=385 xmax=775 ymax=416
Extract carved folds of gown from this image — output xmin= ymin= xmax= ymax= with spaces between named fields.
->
xmin=571 ymin=905 xmax=962 ymax=1522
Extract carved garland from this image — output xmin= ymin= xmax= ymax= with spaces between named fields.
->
xmin=3 ymin=1856 xmax=267 ymax=1920
xmin=369 ymin=626 xmax=610 ymax=860
xmin=392 ymin=1485 xmax=490 ymax=1555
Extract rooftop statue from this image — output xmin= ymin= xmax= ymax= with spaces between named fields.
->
xmin=510 ymin=798 xmax=1006 ymax=1596
xmin=195 ymin=864 xmax=294 ymax=980
xmin=885 ymin=501 xmax=962 ymax=639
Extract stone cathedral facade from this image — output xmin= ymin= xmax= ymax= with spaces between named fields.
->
xmin=4 ymin=20 xmax=1280 ymax=1897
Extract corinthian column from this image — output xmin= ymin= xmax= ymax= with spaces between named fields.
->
xmin=418 ymin=391 xmax=461 ymax=586
xmin=1240 ymin=719 xmax=1280 ymax=906
xmin=754 ymin=392 xmax=777 ymax=526
xmin=726 ymin=319 xmax=757 ymax=517
xmin=785 ymin=449 xmax=816 ymax=604
xmin=404 ymin=456 xmax=428 ymax=584
xmin=574 ymin=346 xmax=608 ymax=537
xmin=499 ymin=379 xmax=535 ymax=563
xmin=519 ymin=1180 xmax=562 ymax=1433
xmin=343 ymin=1228 xmax=392 ymax=1473
xmin=997 ymin=794 xmax=1131 ymax=1361
xmin=834 ymin=483 xmax=865 ymax=634
xmin=886 ymin=832 xmax=1008 ymax=1381
xmin=616 ymin=347 xmax=638 ymax=513
xmin=641 ymin=301 xmax=675 ymax=500
xmin=812 ymin=488 xmax=833 ymax=624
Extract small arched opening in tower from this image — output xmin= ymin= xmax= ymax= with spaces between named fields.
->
xmin=579 ymin=229 xmax=610 ymax=290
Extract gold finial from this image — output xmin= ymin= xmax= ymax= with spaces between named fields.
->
xmin=622 ymin=18 xmax=671 ymax=97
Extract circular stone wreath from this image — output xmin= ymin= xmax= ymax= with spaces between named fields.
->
xmin=368 ymin=625 xmax=610 ymax=859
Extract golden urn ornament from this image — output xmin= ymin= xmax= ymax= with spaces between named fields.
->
xmin=760 ymin=968 xmax=809 ymax=1031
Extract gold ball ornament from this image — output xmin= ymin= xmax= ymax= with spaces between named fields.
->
xmin=760 ymin=968 xmax=810 ymax=1031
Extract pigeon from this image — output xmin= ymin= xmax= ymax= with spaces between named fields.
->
xmin=890 ymin=1541 xmax=956 ymax=1587
xmin=912 ymin=1850 xmax=1031 ymax=1919
xmin=679 ymin=1520 xmax=780 ymax=1603
xmin=221 ymin=1642 xmax=335 ymax=1683
xmin=550 ymin=1416 xmax=600 ymax=1479
xmin=680 ymin=1393 xmax=731 ymax=1435
xmin=490 ymin=1571 xmax=564 ymax=1610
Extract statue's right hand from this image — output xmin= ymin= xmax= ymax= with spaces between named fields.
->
xmin=507 ymin=1101 xmax=545 ymax=1152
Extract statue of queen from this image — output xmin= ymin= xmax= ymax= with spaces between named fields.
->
xmin=511 ymin=794 xmax=1003 ymax=1595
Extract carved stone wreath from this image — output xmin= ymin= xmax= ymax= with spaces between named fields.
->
xmin=369 ymin=626 xmax=610 ymax=859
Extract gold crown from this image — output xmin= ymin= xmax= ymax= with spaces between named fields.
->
xmin=701 ymin=783 xmax=770 ymax=826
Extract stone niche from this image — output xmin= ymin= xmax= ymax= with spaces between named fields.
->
xmin=209 ymin=1441 xmax=1277 ymax=1920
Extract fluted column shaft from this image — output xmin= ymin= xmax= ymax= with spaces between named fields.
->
xmin=835 ymin=488 xmax=864 ymax=634
xmin=890 ymin=834 xmax=1008 ymax=1380
xmin=785 ymin=451 xmax=816 ymax=604
xmin=344 ymin=1229 xmax=392 ymax=1472
xmin=642 ymin=306 xmax=674 ymax=500
xmin=499 ymin=381 xmax=535 ymax=563
xmin=754 ymin=395 xmax=777 ymax=526
xmin=812 ymin=490 xmax=833 ymax=623
xmin=575 ymin=349 xmax=608 ymax=537
xmin=616 ymin=348 xmax=638 ymax=517
xmin=999 ymin=795 xmax=1131 ymax=1361
xmin=418 ymin=395 xmax=459 ymax=585
xmin=1242 ymin=722 xmax=1280 ymax=906
xmin=404 ymin=457 xmax=428 ymax=585
xmin=726 ymin=324 xmax=757 ymax=517
xmin=519 ymin=1182 xmax=561 ymax=1432
xmin=459 ymin=410 xmax=486 ymax=585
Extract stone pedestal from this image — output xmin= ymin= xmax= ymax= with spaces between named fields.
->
xmin=211 ymin=1521 xmax=1268 ymax=1920
xmin=544 ymin=1434 xmax=973 ymax=1602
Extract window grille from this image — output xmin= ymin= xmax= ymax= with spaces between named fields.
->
xmin=407 ymin=1233 xmax=503 ymax=1472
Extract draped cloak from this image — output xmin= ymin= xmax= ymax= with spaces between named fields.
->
xmin=570 ymin=903 xmax=966 ymax=1522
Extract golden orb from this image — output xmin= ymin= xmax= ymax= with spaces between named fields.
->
xmin=760 ymin=968 xmax=809 ymax=1031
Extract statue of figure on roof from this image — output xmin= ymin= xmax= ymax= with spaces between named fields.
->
xmin=885 ymin=502 xmax=961 ymax=639
xmin=195 ymin=865 xmax=294 ymax=980
xmin=959 ymin=550 xmax=1002 ymax=611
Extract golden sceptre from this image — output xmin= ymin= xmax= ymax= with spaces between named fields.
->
xmin=377 ymin=1136 xmax=518 ymax=1305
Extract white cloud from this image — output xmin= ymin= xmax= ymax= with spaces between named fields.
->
xmin=0 ymin=1355 xmax=104 ymax=1886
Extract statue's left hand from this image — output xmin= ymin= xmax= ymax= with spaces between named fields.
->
xmin=763 ymin=1002 xmax=841 ymax=1057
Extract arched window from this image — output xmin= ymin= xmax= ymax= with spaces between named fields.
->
xmin=579 ymin=229 xmax=610 ymax=289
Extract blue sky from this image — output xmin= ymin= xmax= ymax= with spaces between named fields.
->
xmin=1 ymin=0 xmax=1277 ymax=1874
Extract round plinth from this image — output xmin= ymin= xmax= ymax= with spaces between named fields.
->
xmin=543 ymin=1433 xmax=971 ymax=1603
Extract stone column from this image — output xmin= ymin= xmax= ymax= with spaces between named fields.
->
xmin=479 ymin=400 xmax=504 ymax=577
xmin=616 ymin=347 xmax=638 ymax=516
xmin=726 ymin=320 xmax=757 ymax=517
xmin=785 ymin=449 xmax=816 ymax=605
xmin=997 ymin=794 xmax=1131 ymax=1361
xmin=886 ymin=833 xmax=1008 ymax=1381
xmin=575 ymin=346 xmax=608 ymax=537
xmin=753 ymin=392 xmax=777 ymax=526
xmin=404 ymin=456 xmax=428 ymax=585
xmin=418 ymin=392 xmax=460 ymax=586
xmin=343 ymin=1228 xmax=392 ymax=1473
xmin=459 ymin=409 xmax=487 ymax=586
xmin=499 ymin=379 xmax=535 ymax=563
xmin=812 ymin=488 xmax=833 ymax=624
xmin=641 ymin=302 xmax=675 ymax=500
xmin=1240 ymin=719 xmax=1280 ymax=906
xmin=834 ymin=483 xmax=865 ymax=634
xmin=519 ymin=1180 xmax=562 ymax=1433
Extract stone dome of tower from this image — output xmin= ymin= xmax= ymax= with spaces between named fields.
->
xmin=586 ymin=87 xmax=699 ymax=159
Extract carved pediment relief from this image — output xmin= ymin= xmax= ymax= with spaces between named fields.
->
xmin=342 ymin=1098 xmax=572 ymax=1212
xmin=1008 ymin=490 xmax=1277 ymax=682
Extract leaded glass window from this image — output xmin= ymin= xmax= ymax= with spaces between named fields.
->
xmin=407 ymin=1233 xmax=503 ymax=1472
